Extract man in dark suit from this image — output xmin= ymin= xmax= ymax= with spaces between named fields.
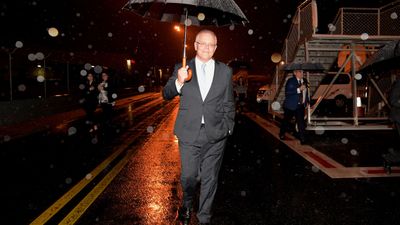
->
xmin=279 ymin=67 xmax=309 ymax=145
xmin=163 ymin=29 xmax=235 ymax=225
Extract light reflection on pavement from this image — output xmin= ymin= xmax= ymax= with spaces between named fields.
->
xmin=77 ymin=106 xmax=182 ymax=224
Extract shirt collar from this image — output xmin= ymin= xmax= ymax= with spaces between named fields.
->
xmin=195 ymin=57 xmax=214 ymax=67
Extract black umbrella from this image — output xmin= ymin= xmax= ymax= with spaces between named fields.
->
xmin=283 ymin=63 xmax=302 ymax=71
xmin=283 ymin=62 xmax=325 ymax=72
xmin=122 ymin=0 xmax=249 ymax=80
xmin=359 ymin=40 xmax=400 ymax=71
xmin=301 ymin=62 xmax=325 ymax=71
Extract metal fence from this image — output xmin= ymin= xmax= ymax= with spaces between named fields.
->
xmin=330 ymin=0 xmax=400 ymax=36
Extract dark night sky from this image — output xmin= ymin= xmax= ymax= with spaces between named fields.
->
xmin=0 ymin=0 xmax=396 ymax=75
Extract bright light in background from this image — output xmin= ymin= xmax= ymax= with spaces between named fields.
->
xmin=271 ymin=53 xmax=282 ymax=63
xmin=174 ymin=25 xmax=181 ymax=32
xmin=356 ymin=97 xmax=362 ymax=107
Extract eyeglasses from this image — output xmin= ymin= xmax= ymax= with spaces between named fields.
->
xmin=195 ymin=41 xmax=217 ymax=49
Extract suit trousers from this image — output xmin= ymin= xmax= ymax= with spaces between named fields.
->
xmin=280 ymin=104 xmax=306 ymax=140
xmin=178 ymin=125 xmax=226 ymax=223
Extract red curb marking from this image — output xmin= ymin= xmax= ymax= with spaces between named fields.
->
xmin=365 ymin=169 xmax=400 ymax=174
xmin=304 ymin=151 xmax=336 ymax=168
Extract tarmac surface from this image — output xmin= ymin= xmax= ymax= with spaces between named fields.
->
xmin=1 ymin=93 xmax=400 ymax=225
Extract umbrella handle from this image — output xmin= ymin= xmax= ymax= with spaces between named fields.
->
xmin=182 ymin=57 xmax=192 ymax=82
xmin=182 ymin=8 xmax=192 ymax=82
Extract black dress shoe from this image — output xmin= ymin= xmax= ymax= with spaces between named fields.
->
xmin=177 ymin=207 xmax=191 ymax=225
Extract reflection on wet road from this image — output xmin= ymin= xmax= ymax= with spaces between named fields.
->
xmin=76 ymin=104 xmax=182 ymax=224
xmin=2 ymin=93 xmax=400 ymax=225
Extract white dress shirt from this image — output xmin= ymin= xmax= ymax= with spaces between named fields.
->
xmin=175 ymin=58 xmax=215 ymax=124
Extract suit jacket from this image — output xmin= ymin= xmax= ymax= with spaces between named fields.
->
xmin=163 ymin=58 xmax=235 ymax=144
xmin=283 ymin=76 xmax=309 ymax=111
xmin=390 ymin=79 xmax=400 ymax=123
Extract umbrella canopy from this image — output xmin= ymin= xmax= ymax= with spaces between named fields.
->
xmin=122 ymin=0 xmax=249 ymax=27
xmin=283 ymin=63 xmax=302 ymax=71
xmin=283 ymin=62 xmax=325 ymax=72
xmin=301 ymin=62 xmax=325 ymax=71
xmin=122 ymin=0 xmax=248 ymax=81
xmin=359 ymin=40 xmax=400 ymax=71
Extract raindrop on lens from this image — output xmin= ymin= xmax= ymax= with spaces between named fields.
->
xmin=85 ymin=173 xmax=93 ymax=180
xmin=350 ymin=149 xmax=358 ymax=156
xmin=311 ymin=166 xmax=319 ymax=173
xmin=79 ymin=84 xmax=85 ymax=90
xmin=360 ymin=33 xmax=369 ymax=40
xmin=94 ymin=65 xmax=102 ymax=74
xmin=271 ymin=101 xmax=281 ymax=111
xmin=15 ymin=41 xmax=23 ymax=48
xmin=36 ymin=52 xmax=44 ymax=60
xmin=48 ymin=27 xmax=59 ymax=37
xmin=80 ymin=70 xmax=87 ymax=76
xmin=341 ymin=138 xmax=349 ymax=144
xmin=91 ymin=137 xmax=98 ymax=144
xmin=18 ymin=84 xmax=26 ymax=92
xmin=107 ymin=32 xmax=113 ymax=37
xmin=112 ymin=93 xmax=117 ymax=99
xmin=391 ymin=12 xmax=398 ymax=19
xmin=138 ymin=85 xmax=145 ymax=92
xmin=247 ymin=29 xmax=254 ymax=35
xmin=28 ymin=53 xmax=36 ymax=61
xmin=240 ymin=191 xmax=246 ymax=197
xmin=355 ymin=73 xmax=362 ymax=80
xmin=147 ymin=126 xmax=154 ymax=133
xmin=197 ymin=13 xmax=205 ymax=21
xmin=185 ymin=18 xmax=192 ymax=26
xmin=37 ymin=75 xmax=45 ymax=82
xmin=65 ymin=177 xmax=72 ymax=184
xmin=315 ymin=126 xmax=325 ymax=135
xmin=229 ymin=24 xmax=235 ymax=31
xmin=84 ymin=63 xmax=92 ymax=70
xmin=328 ymin=23 xmax=336 ymax=32
xmin=88 ymin=44 xmax=93 ymax=49
xmin=68 ymin=127 xmax=77 ymax=136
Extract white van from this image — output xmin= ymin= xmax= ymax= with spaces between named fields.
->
xmin=312 ymin=73 xmax=352 ymax=108
xmin=256 ymin=84 xmax=275 ymax=103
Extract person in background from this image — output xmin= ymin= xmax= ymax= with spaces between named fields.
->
xmin=162 ymin=29 xmax=235 ymax=225
xmin=279 ymin=66 xmax=309 ymax=145
xmin=98 ymin=72 xmax=116 ymax=130
xmin=82 ymin=72 xmax=99 ymax=132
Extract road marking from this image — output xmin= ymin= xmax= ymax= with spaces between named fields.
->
xmin=29 ymin=96 xmax=169 ymax=224
xmin=245 ymin=112 xmax=400 ymax=178
xmin=58 ymin=101 xmax=178 ymax=224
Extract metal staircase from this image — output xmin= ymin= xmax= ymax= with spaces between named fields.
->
xmin=270 ymin=0 xmax=400 ymax=130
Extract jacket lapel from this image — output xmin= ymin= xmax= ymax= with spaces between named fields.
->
xmin=204 ymin=61 xmax=220 ymax=103
xmin=188 ymin=59 xmax=203 ymax=102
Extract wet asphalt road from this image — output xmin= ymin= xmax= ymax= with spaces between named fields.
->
xmin=2 ymin=94 xmax=400 ymax=225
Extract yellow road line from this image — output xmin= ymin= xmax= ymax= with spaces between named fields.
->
xmin=59 ymin=101 xmax=178 ymax=224
xmin=29 ymin=97 xmax=164 ymax=225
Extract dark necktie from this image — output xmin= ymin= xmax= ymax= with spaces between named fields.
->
xmin=298 ymin=80 xmax=303 ymax=104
